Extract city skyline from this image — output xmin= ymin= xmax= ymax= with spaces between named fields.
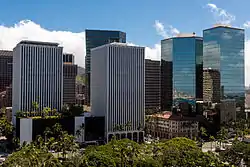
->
xmin=1 ymin=1 xmax=250 ymax=85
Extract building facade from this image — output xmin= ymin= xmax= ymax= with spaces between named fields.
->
xmin=76 ymin=83 xmax=85 ymax=105
xmin=12 ymin=41 xmax=63 ymax=124
xmin=220 ymin=99 xmax=236 ymax=124
xmin=85 ymin=30 xmax=126 ymax=105
xmin=203 ymin=68 xmax=221 ymax=103
xmin=203 ymin=25 xmax=245 ymax=109
xmin=91 ymin=43 xmax=144 ymax=142
xmin=145 ymin=59 xmax=160 ymax=113
xmin=63 ymin=54 xmax=77 ymax=105
xmin=161 ymin=34 xmax=203 ymax=112
xmin=0 ymin=85 xmax=12 ymax=109
xmin=146 ymin=112 xmax=199 ymax=139
xmin=0 ymin=50 xmax=12 ymax=92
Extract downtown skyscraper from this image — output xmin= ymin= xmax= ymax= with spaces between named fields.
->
xmin=85 ymin=30 xmax=126 ymax=105
xmin=203 ymin=25 xmax=245 ymax=108
xmin=161 ymin=34 xmax=203 ymax=113
xmin=91 ymin=43 xmax=145 ymax=142
xmin=12 ymin=41 xmax=63 ymax=124
xmin=0 ymin=50 xmax=12 ymax=92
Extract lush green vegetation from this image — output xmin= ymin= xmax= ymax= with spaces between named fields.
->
xmin=2 ymin=106 xmax=250 ymax=166
xmin=219 ymin=141 xmax=250 ymax=166
xmin=3 ymin=134 xmax=228 ymax=167
xmin=76 ymin=75 xmax=85 ymax=84
xmin=15 ymin=102 xmax=84 ymax=119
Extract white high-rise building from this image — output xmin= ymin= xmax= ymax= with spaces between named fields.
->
xmin=12 ymin=41 xmax=63 ymax=124
xmin=91 ymin=43 xmax=145 ymax=142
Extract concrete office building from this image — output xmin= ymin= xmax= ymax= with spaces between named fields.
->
xmin=145 ymin=59 xmax=161 ymax=112
xmin=161 ymin=33 xmax=203 ymax=113
xmin=220 ymin=99 xmax=236 ymax=124
xmin=12 ymin=41 xmax=63 ymax=124
xmin=85 ymin=30 xmax=126 ymax=105
xmin=0 ymin=50 xmax=12 ymax=92
xmin=203 ymin=68 xmax=221 ymax=103
xmin=91 ymin=43 xmax=145 ymax=142
xmin=63 ymin=53 xmax=77 ymax=105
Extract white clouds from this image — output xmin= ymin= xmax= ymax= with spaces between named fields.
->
xmin=127 ymin=42 xmax=160 ymax=61
xmin=145 ymin=44 xmax=161 ymax=60
xmin=0 ymin=20 xmax=161 ymax=67
xmin=0 ymin=20 xmax=86 ymax=67
xmin=243 ymin=21 xmax=250 ymax=29
xmin=154 ymin=20 xmax=168 ymax=38
xmin=154 ymin=20 xmax=180 ymax=39
xmin=206 ymin=3 xmax=235 ymax=25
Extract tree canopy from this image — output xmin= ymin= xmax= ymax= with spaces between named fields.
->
xmin=3 ymin=136 xmax=228 ymax=167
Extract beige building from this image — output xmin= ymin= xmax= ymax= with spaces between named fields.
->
xmin=147 ymin=112 xmax=199 ymax=139
xmin=203 ymin=68 xmax=220 ymax=103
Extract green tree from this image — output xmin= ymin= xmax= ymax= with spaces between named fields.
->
xmin=217 ymin=127 xmax=228 ymax=148
xmin=3 ymin=144 xmax=61 ymax=167
xmin=0 ymin=112 xmax=14 ymax=141
xmin=32 ymin=101 xmax=39 ymax=116
xmin=209 ymin=135 xmax=215 ymax=151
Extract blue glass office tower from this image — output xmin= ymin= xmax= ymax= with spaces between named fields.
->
xmin=203 ymin=25 xmax=245 ymax=108
xmin=161 ymin=35 xmax=203 ymax=113
xmin=85 ymin=30 xmax=126 ymax=105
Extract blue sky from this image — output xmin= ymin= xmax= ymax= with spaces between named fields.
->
xmin=0 ymin=0 xmax=250 ymax=84
xmin=1 ymin=0 xmax=249 ymax=46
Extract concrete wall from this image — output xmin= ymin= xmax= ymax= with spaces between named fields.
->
xmin=74 ymin=116 xmax=85 ymax=142
xmin=20 ymin=118 xmax=32 ymax=144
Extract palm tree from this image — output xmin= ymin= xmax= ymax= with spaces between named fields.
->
xmin=44 ymin=127 xmax=53 ymax=143
xmin=32 ymin=101 xmax=39 ymax=116
xmin=200 ymin=127 xmax=208 ymax=137
xmin=42 ymin=107 xmax=52 ymax=117
xmin=125 ymin=121 xmax=132 ymax=130
xmin=209 ymin=135 xmax=215 ymax=151
xmin=53 ymin=123 xmax=62 ymax=136
xmin=199 ymin=127 xmax=207 ymax=147
xmin=217 ymin=127 xmax=228 ymax=148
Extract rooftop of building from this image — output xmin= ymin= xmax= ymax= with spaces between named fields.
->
xmin=162 ymin=33 xmax=203 ymax=41
xmin=63 ymin=53 xmax=74 ymax=56
xmin=203 ymin=68 xmax=220 ymax=72
xmin=18 ymin=40 xmax=59 ymax=47
xmin=85 ymin=29 xmax=126 ymax=33
xmin=150 ymin=112 xmax=199 ymax=121
xmin=204 ymin=24 xmax=244 ymax=31
xmin=91 ymin=42 xmax=144 ymax=51
xmin=0 ymin=50 xmax=12 ymax=56
xmin=221 ymin=99 xmax=236 ymax=102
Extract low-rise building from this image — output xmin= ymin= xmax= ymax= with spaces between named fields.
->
xmin=147 ymin=112 xmax=199 ymax=139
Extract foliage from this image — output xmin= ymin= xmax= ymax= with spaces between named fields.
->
xmin=82 ymin=137 xmax=224 ymax=167
xmin=3 ymin=144 xmax=61 ymax=167
xmin=15 ymin=108 xmax=61 ymax=119
xmin=61 ymin=104 xmax=84 ymax=117
xmin=0 ymin=108 xmax=14 ymax=140
xmin=76 ymin=75 xmax=85 ymax=84
xmin=219 ymin=141 xmax=250 ymax=166
xmin=3 ymin=135 xmax=228 ymax=167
